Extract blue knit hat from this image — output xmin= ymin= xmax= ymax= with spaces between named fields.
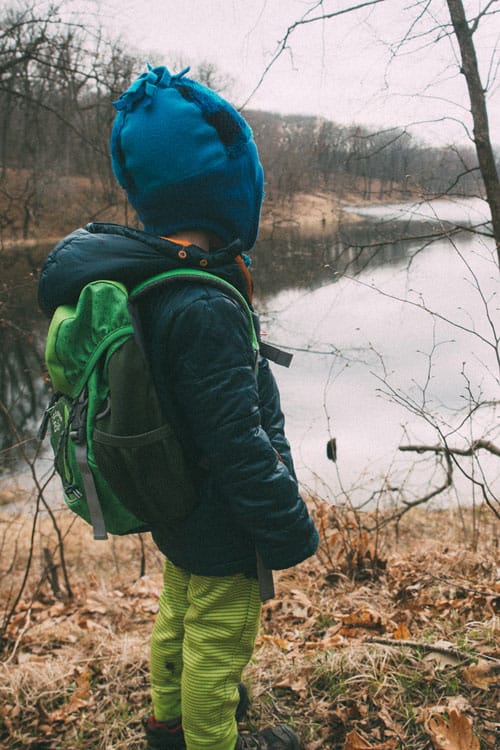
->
xmin=110 ymin=65 xmax=264 ymax=252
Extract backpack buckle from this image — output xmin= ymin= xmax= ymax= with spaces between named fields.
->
xmin=70 ymin=391 xmax=89 ymax=444
xmin=38 ymin=391 xmax=61 ymax=441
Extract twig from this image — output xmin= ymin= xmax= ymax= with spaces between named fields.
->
xmin=365 ymin=636 xmax=500 ymax=664
xmin=240 ymin=0 xmax=385 ymax=109
xmin=400 ymin=440 xmax=500 ymax=458
xmin=3 ymin=606 xmax=33 ymax=665
xmin=398 ymin=442 xmax=500 ymax=520
xmin=365 ymin=450 xmax=453 ymax=531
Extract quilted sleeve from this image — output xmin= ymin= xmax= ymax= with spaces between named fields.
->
xmin=160 ymin=288 xmax=318 ymax=571
xmin=256 ymin=355 xmax=296 ymax=479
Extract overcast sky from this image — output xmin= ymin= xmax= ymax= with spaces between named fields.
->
xmin=68 ymin=0 xmax=500 ymax=146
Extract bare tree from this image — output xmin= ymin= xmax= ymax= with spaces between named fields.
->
xmin=445 ymin=0 xmax=500 ymax=264
xmin=0 ymin=1 xmax=142 ymax=238
xmin=246 ymin=1 xmax=500 ymax=266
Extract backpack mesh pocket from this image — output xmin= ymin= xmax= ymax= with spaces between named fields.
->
xmin=93 ymin=420 xmax=199 ymax=527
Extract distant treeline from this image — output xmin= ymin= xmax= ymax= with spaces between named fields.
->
xmin=0 ymin=2 xmax=490 ymax=239
xmin=248 ymin=110 xmax=485 ymax=202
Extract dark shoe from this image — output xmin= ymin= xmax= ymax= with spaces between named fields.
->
xmin=143 ymin=682 xmax=250 ymax=748
xmin=236 ymin=725 xmax=302 ymax=750
xmin=142 ymin=715 xmax=186 ymax=750
xmin=235 ymin=681 xmax=250 ymax=721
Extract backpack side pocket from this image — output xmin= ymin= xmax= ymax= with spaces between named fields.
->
xmin=93 ymin=337 xmax=199 ymax=528
xmin=93 ymin=421 xmax=198 ymax=526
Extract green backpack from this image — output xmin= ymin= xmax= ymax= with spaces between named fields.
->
xmin=39 ymin=269 xmax=259 ymax=540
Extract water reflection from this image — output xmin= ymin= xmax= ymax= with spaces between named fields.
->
xmin=252 ymin=218 xmax=450 ymax=300
xmin=0 ymin=246 xmax=50 ymax=473
xmin=256 ymin=224 xmax=498 ymax=505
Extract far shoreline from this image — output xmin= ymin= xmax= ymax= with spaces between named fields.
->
xmin=0 ymin=187 xmax=454 ymax=252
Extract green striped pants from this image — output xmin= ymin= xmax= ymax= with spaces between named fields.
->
xmin=150 ymin=557 xmax=262 ymax=750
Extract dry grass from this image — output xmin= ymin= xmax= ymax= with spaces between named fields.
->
xmin=0 ymin=494 xmax=499 ymax=749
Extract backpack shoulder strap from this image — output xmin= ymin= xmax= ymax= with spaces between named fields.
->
xmin=130 ymin=268 xmax=259 ymax=354
xmin=130 ymin=269 xmax=292 ymax=367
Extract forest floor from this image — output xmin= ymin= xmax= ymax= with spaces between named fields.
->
xmin=0 ymin=495 xmax=498 ymax=750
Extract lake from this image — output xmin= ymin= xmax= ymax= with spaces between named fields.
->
xmin=251 ymin=197 xmax=498 ymax=507
xmin=1 ymin=197 xmax=498 ymax=509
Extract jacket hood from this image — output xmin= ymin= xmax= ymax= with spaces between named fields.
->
xmin=38 ymin=222 xmax=248 ymax=316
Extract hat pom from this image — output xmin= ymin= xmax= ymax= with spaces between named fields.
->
xmin=113 ymin=64 xmax=191 ymax=113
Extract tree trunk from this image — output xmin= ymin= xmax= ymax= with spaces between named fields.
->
xmin=446 ymin=0 xmax=500 ymax=266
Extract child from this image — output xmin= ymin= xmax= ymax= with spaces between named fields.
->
xmin=38 ymin=64 xmax=319 ymax=750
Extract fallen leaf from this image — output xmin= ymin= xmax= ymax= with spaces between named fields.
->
xmin=377 ymin=706 xmax=403 ymax=736
xmin=127 ymin=574 xmax=162 ymax=597
xmin=305 ymin=741 xmax=324 ymax=750
xmin=446 ymin=696 xmax=473 ymax=716
xmin=81 ymin=598 xmax=107 ymax=615
xmin=317 ymin=627 xmax=345 ymax=650
xmin=392 ymin=622 xmax=411 ymax=639
xmin=259 ymin=634 xmax=291 ymax=651
xmin=290 ymin=587 xmax=314 ymax=615
xmin=48 ymin=670 xmax=92 ymax=722
xmin=343 ymin=730 xmax=397 ymax=749
xmin=139 ymin=596 xmax=160 ymax=613
xmin=342 ymin=608 xmax=392 ymax=632
xmin=16 ymin=652 xmax=49 ymax=664
xmin=425 ymin=709 xmax=480 ymax=750
xmin=424 ymin=652 xmax=461 ymax=668
xmin=273 ymin=674 xmax=309 ymax=695
xmin=462 ymin=660 xmax=500 ymax=689
xmin=343 ymin=732 xmax=371 ymax=749
xmin=422 ymin=640 xmax=462 ymax=668
xmin=71 ymin=670 xmax=91 ymax=702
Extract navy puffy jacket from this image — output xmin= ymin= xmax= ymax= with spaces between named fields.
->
xmin=38 ymin=223 xmax=319 ymax=576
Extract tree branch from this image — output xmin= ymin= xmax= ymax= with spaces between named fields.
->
xmin=240 ymin=0 xmax=386 ymax=109
xmin=365 ymin=635 xmax=500 ymax=664
xmin=400 ymin=440 xmax=500 ymax=458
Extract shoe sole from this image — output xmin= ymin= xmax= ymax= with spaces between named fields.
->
xmin=277 ymin=725 xmax=303 ymax=749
